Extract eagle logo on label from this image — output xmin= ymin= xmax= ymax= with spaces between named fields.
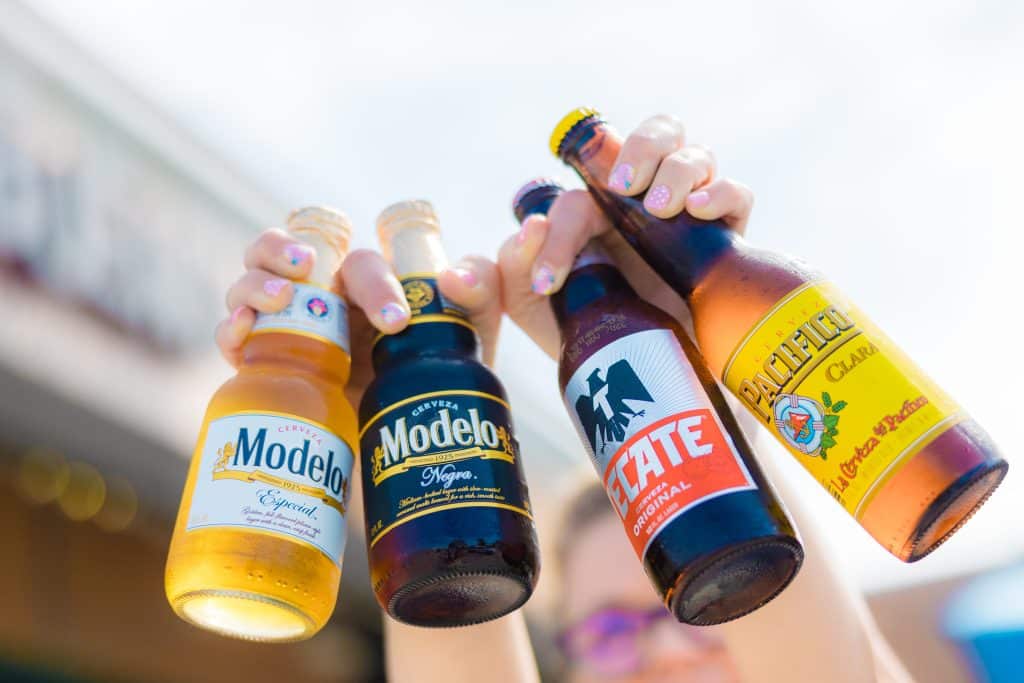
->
xmin=574 ymin=359 xmax=654 ymax=454
xmin=773 ymin=393 xmax=827 ymax=455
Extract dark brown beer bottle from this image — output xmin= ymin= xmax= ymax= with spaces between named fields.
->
xmin=359 ymin=200 xmax=540 ymax=627
xmin=514 ymin=179 xmax=802 ymax=625
xmin=549 ymin=108 xmax=1008 ymax=562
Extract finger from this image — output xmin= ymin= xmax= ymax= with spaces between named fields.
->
xmin=243 ymin=227 xmax=317 ymax=280
xmin=684 ymin=177 xmax=755 ymax=235
xmin=339 ymin=249 xmax=411 ymax=334
xmin=437 ymin=256 xmax=503 ymax=366
xmin=215 ymin=305 xmax=256 ymax=367
xmin=607 ymin=114 xmax=686 ymax=196
xmin=225 ymin=268 xmax=295 ymax=312
xmin=642 ymin=145 xmax=716 ymax=218
xmin=529 ymin=189 xmax=611 ymax=296
xmin=496 ymin=215 xmax=561 ymax=359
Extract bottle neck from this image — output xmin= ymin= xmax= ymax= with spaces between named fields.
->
xmin=560 ymin=119 xmax=738 ymax=296
xmin=242 ymin=332 xmax=351 ymax=385
xmin=551 ymin=262 xmax=635 ymax=327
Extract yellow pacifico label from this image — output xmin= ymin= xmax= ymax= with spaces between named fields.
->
xmin=721 ymin=282 xmax=964 ymax=517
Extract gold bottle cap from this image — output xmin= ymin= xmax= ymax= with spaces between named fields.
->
xmin=549 ymin=106 xmax=600 ymax=157
xmin=375 ymin=200 xmax=447 ymax=277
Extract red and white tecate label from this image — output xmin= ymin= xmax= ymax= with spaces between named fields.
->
xmin=563 ymin=329 xmax=755 ymax=560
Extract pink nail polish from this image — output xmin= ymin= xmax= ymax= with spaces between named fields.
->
xmin=531 ymin=265 xmax=556 ymax=295
xmin=264 ymin=278 xmax=289 ymax=296
xmin=608 ymin=163 xmax=635 ymax=192
xmin=285 ymin=243 xmax=313 ymax=266
xmin=645 ymin=185 xmax=671 ymax=211
xmin=688 ymin=190 xmax=711 ymax=208
xmin=380 ymin=302 xmax=409 ymax=325
xmin=455 ymin=267 xmax=478 ymax=287
xmin=230 ymin=306 xmax=245 ymax=324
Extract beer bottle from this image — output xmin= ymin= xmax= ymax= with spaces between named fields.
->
xmin=550 ymin=108 xmax=1009 ymax=562
xmin=166 ymin=207 xmax=357 ymax=641
xmin=514 ymin=179 xmax=802 ymax=625
xmin=360 ymin=200 xmax=540 ymax=627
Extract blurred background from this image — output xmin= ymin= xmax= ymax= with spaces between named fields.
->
xmin=1 ymin=0 xmax=1022 ymax=681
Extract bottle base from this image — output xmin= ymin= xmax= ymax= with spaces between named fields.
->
xmin=171 ymin=588 xmax=317 ymax=642
xmin=669 ymin=536 xmax=804 ymax=626
xmin=903 ymin=460 xmax=1008 ymax=562
xmin=386 ymin=569 xmax=532 ymax=628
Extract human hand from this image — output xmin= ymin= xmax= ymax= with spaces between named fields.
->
xmin=498 ymin=114 xmax=754 ymax=358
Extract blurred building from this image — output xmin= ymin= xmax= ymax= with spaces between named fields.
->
xmin=0 ymin=3 xmax=383 ymax=681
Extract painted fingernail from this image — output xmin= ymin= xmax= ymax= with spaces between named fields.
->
xmin=531 ymin=264 xmax=556 ymax=295
xmin=380 ymin=302 xmax=409 ymax=326
xmin=285 ymin=243 xmax=314 ymax=266
xmin=688 ymin=190 xmax=711 ymax=208
xmin=608 ymin=163 xmax=635 ymax=192
xmin=263 ymin=278 xmax=289 ymax=297
xmin=230 ymin=306 xmax=246 ymax=324
xmin=644 ymin=184 xmax=671 ymax=211
xmin=453 ymin=267 xmax=478 ymax=287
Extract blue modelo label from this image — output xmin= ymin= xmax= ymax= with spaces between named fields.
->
xmin=399 ymin=275 xmax=468 ymax=320
xmin=360 ymin=391 xmax=532 ymax=547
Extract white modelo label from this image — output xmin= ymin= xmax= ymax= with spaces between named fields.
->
xmin=186 ymin=412 xmax=354 ymax=565
xmin=563 ymin=329 xmax=756 ymax=559
xmin=251 ymin=282 xmax=350 ymax=352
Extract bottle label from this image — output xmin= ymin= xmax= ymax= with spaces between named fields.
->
xmin=360 ymin=390 xmax=532 ymax=548
xmin=400 ymin=274 xmax=470 ymax=325
xmin=186 ymin=411 xmax=355 ymax=565
xmin=251 ymin=282 xmax=350 ymax=352
xmin=563 ymin=329 xmax=755 ymax=561
xmin=721 ymin=281 xmax=964 ymax=517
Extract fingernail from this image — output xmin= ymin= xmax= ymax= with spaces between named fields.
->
xmin=263 ymin=278 xmax=289 ymax=297
xmin=230 ymin=306 xmax=245 ymax=324
xmin=453 ymin=267 xmax=478 ymax=288
xmin=380 ymin=302 xmax=409 ymax=326
xmin=285 ymin=243 xmax=314 ymax=266
xmin=608 ymin=163 xmax=635 ymax=192
xmin=688 ymin=190 xmax=711 ymax=208
xmin=644 ymin=184 xmax=671 ymax=211
xmin=531 ymin=264 xmax=557 ymax=295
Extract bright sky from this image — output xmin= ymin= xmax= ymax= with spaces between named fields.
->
xmin=28 ymin=0 xmax=1024 ymax=592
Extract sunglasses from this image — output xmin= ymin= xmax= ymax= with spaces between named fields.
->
xmin=558 ymin=605 xmax=723 ymax=678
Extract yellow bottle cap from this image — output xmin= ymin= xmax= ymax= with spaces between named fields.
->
xmin=549 ymin=106 xmax=600 ymax=157
xmin=376 ymin=200 xmax=446 ymax=275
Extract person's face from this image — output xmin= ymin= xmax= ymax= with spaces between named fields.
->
xmin=561 ymin=514 xmax=741 ymax=683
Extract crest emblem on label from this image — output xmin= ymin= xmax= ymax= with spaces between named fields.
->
xmin=403 ymin=280 xmax=435 ymax=311
xmin=773 ymin=394 xmax=827 ymax=455
xmin=305 ymin=296 xmax=330 ymax=319
xmin=574 ymin=360 xmax=654 ymax=454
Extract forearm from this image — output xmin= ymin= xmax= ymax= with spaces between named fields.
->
xmin=717 ymin=434 xmax=914 ymax=683
xmin=384 ymin=610 xmax=540 ymax=683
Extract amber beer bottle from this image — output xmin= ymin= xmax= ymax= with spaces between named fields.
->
xmin=550 ymin=108 xmax=1009 ymax=562
xmin=513 ymin=179 xmax=802 ymax=624
xmin=165 ymin=207 xmax=357 ymax=641
xmin=359 ymin=200 xmax=539 ymax=626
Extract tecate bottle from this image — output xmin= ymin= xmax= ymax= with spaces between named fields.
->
xmin=550 ymin=108 xmax=1009 ymax=562
xmin=165 ymin=207 xmax=358 ymax=641
xmin=359 ymin=200 xmax=540 ymax=627
xmin=514 ymin=179 xmax=802 ymax=625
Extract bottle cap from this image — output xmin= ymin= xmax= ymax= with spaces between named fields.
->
xmin=549 ymin=106 xmax=600 ymax=158
xmin=512 ymin=178 xmax=565 ymax=223
xmin=286 ymin=206 xmax=352 ymax=287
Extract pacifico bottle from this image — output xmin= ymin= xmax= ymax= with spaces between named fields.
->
xmin=514 ymin=179 xmax=802 ymax=625
xmin=359 ymin=200 xmax=539 ymax=627
xmin=550 ymin=108 xmax=1009 ymax=562
xmin=166 ymin=207 xmax=357 ymax=641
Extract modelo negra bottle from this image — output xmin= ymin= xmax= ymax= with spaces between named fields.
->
xmin=360 ymin=200 xmax=540 ymax=627
xmin=549 ymin=108 xmax=1008 ymax=562
xmin=514 ymin=179 xmax=802 ymax=625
